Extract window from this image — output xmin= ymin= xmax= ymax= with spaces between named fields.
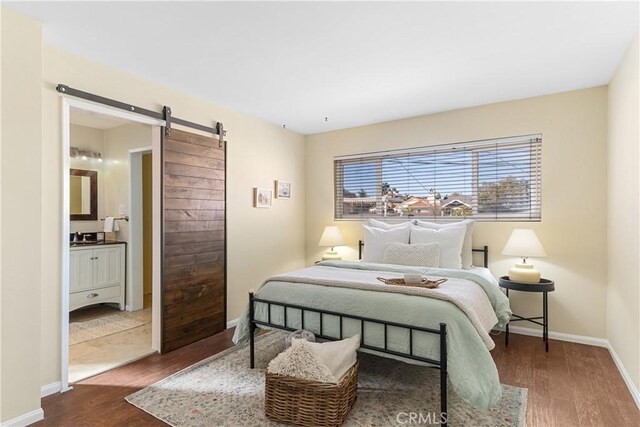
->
xmin=334 ymin=134 xmax=542 ymax=221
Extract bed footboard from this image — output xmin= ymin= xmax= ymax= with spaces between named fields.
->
xmin=248 ymin=291 xmax=448 ymax=426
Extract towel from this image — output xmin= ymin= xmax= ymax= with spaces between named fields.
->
xmin=306 ymin=334 xmax=360 ymax=380
xmin=103 ymin=217 xmax=120 ymax=233
xmin=267 ymin=334 xmax=360 ymax=383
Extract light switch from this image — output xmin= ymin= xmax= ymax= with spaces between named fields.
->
xmin=119 ymin=204 xmax=126 ymax=215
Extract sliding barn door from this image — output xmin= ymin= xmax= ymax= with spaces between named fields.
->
xmin=161 ymin=128 xmax=226 ymax=353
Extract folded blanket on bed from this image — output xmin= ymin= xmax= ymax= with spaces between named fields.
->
xmin=270 ymin=266 xmax=498 ymax=350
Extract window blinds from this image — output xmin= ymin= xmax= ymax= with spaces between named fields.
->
xmin=334 ymin=134 xmax=542 ymax=221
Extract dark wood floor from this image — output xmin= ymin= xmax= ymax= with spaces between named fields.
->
xmin=37 ymin=330 xmax=639 ymax=426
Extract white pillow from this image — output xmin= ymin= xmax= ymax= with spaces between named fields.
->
xmin=409 ymin=225 xmax=466 ymax=269
xmin=415 ymin=219 xmax=475 ymax=269
xmin=367 ymin=218 xmax=413 ymax=230
xmin=362 ymin=225 xmax=411 ymax=263
xmin=382 ymin=242 xmax=440 ymax=267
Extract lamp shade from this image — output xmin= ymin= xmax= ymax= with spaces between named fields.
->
xmin=318 ymin=226 xmax=344 ymax=247
xmin=502 ymin=229 xmax=547 ymax=258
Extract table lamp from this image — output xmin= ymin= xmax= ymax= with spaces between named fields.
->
xmin=318 ymin=226 xmax=344 ymax=260
xmin=502 ymin=229 xmax=547 ymax=283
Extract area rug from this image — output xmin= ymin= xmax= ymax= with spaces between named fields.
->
xmin=126 ymin=332 xmax=527 ymax=426
xmin=69 ymin=314 xmax=145 ymax=345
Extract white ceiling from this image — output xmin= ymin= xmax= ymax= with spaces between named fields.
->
xmin=70 ymin=108 xmax=133 ymax=130
xmin=7 ymin=1 xmax=639 ymax=134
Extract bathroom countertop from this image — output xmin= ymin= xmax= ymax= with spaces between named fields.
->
xmin=70 ymin=240 xmax=127 ymax=248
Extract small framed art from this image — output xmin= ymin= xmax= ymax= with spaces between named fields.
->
xmin=254 ymin=187 xmax=273 ymax=208
xmin=276 ymin=180 xmax=291 ymax=199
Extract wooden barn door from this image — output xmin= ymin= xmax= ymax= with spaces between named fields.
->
xmin=161 ymin=128 xmax=226 ymax=353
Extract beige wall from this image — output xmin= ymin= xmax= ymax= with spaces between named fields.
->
xmin=102 ymin=124 xmax=153 ymax=243
xmin=607 ymin=34 xmax=639 ymax=392
xmin=0 ymin=7 xmax=43 ymax=422
xmin=306 ymin=87 xmax=609 ymax=339
xmin=39 ymin=46 xmax=306 ymax=388
xmin=102 ymin=123 xmax=153 ymax=311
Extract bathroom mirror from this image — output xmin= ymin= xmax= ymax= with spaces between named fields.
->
xmin=70 ymin=169 xmax=98 ymax=220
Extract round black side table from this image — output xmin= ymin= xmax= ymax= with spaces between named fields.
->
xmin=499 ymin=277 xmax=555 ymax=352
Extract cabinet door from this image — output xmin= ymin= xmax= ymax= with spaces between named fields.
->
xmin=94 ymin=246 xmax=122 ymax=289
xmin=70 ymin=249 xmax=94 ymax=292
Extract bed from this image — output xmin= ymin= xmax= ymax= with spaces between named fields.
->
xmin=233 ymin=238 xmax=511 ymax=425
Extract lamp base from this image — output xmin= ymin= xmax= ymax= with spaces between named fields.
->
xmin=508 ymin=263 xmax=541 ymax=283
xmin=322 ymin=250 xmax=341 ymax=261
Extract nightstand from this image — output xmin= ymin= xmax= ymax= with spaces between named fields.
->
xmin=499 ymin=277 xmax=555 ymax=352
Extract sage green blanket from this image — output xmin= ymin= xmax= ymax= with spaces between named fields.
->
xmin=233 ymin=261 xmax=511 ymax=410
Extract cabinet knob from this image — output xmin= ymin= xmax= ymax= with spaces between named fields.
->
xmin=87 ymin=293 xmax=99 ymax=298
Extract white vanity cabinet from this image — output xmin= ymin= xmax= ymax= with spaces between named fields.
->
xmin=69 ymin=243 xmax=126 ymax=311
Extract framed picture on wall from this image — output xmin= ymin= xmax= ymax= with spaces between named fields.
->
xmin=276 ymin=180 xmax=291 ymax=199
xmin=254 ymin=187 xmax=273 ymax=208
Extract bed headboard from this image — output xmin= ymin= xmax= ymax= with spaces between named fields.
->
xmin=357 ymin=240 xmax=489 ymax=268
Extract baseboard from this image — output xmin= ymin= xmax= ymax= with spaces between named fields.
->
xmin=607 ymin=342 xmax=640 ymax=408
xmin=506 ymin=326 xmax=639 ymax=408
xmin=505 ymin=325 xmax=608 ymax=347
xmin=41 ymin=381 xmax=62 ymax=398
xmin=1 ymin=408 xmax=44 ymax=427
xmin=226 ymin=318 xmax=239 ymax=329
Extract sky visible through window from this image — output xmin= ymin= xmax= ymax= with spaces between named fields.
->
xmin=342 ymin=148 xmax=532 ymax=198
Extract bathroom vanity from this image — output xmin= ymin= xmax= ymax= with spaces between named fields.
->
xmin=69 ymin=241 xmax=126 ymax=311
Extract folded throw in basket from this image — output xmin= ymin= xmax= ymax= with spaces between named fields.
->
xmin=267 ymin=334 xmax=360 ymax=383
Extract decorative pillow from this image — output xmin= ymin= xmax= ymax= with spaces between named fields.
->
xmin=409 ymin=225 xmax=466 ymax=269
xmin=382 ymin=242 xmax=440 ymax=267
xmin=415 ymin=219 xmax=475 ymax=269
xmin=362 ymin=225 xmax=411 ymax=263
xmin=367 ymin=218 xmax=413 ymax=230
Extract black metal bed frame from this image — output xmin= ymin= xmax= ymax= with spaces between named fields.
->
xmin=247 ymin=244 xmax=489 ymax=426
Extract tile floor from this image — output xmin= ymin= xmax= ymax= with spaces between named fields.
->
xmin=68 ymin=296 xmax=155 ymax=384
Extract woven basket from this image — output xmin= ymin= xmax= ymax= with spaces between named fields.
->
xmin=264 ymin=361 xmax=359 ymax=427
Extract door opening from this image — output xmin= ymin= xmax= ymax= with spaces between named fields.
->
xmin=61 ymin=98 xmax=163 ymax=391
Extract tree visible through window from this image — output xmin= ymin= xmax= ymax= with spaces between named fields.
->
xmin=334 ymin=135 xmax=542 ymax=221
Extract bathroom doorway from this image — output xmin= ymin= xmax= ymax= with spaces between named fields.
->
xmin=62 ymin=98 xmax=163 ymax=390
